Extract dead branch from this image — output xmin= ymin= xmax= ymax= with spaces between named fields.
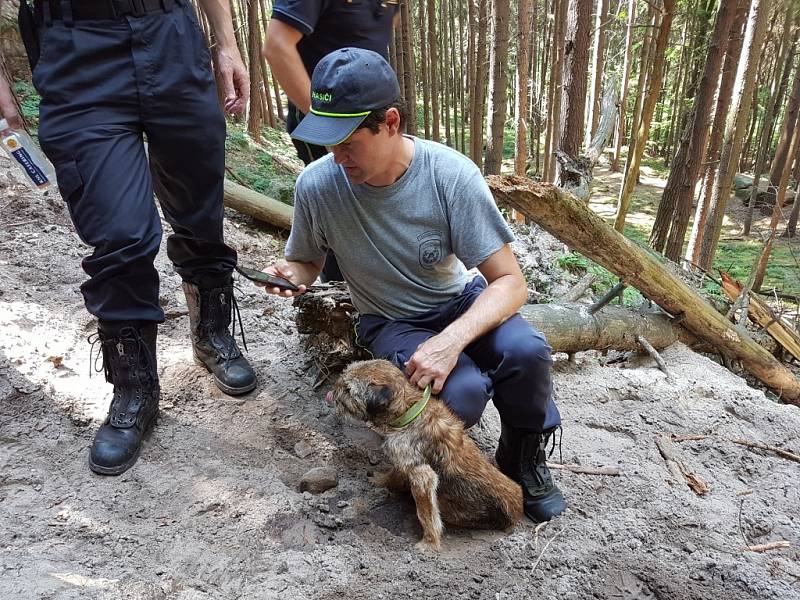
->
xmin=636 ymin=335 xmax=674 ymax=382
xmin=670 ymin=434 xmax=800 ymax=464
xmin=655 ymin=434 xmax=709 ymax=495
xmin=744 ymin=541 xmax=791 ymax=553
xmin=547 ymin=463 xmax=621 ymax=476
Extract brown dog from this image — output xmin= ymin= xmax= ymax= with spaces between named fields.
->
xmin=326 ymin=359 xmax=523 ymax=551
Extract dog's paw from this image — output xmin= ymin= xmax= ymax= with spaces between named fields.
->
xmin=414 ymin=539 xmax=441 ymax=553
xmin=373 ymin=469 xmax=410 ymax=492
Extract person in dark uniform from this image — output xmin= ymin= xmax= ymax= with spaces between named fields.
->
xmin=263 ymin=0 xmax=398 ymax=281
xmin=0 ymin=0 xmax=257 ymax=475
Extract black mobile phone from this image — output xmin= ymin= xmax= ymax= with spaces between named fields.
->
xmin=235 ymin=265 xmax=300 ymax=292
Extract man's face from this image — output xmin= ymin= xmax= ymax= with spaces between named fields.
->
xmin=328 ymin=126 xmax=388 ymax=185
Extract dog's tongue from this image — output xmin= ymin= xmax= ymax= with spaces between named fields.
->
xmin=324 ymin=391 xmax=333 ymax=406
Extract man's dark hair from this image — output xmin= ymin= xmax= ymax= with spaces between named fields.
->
xmin=357 ymin=99 xmax=407 ymax=134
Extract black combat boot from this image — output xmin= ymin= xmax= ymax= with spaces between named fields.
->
xmin=495 ymin=421 xmax=567 ymax=522
xmin=88 ymin=322 xmax=160 ymax=475
xmin=183 ymin=279 xmax=256 ymax=395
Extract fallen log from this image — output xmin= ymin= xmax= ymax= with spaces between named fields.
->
xmin=719 ymin=271 xmax=800 ymax=363
xmin=223 ymin=179 xmax=293 ymax=230
xmin=487 ymin=175 xmax=800 ymax=405
xmin=293 ymin=283 xmax=696 ymax=370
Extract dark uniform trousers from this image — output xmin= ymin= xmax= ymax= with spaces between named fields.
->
xmin=33 ymin=0 xmax=237 ymax=323
xmin=357 ymin=276 xmax=562 ymax=433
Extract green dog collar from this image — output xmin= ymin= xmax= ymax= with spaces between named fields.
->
xmin=389 ymin=385 xmax=432 ymax=429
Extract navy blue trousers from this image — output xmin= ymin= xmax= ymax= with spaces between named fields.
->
xmin=33 ymin=2 xmax=236 ymax=323
xmin=356 ymin=277 xmax=561 ymax=432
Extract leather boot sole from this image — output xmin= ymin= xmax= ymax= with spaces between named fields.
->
xmin=193 ymin=356 xmax=257 ymax=396
xmin=87 ymin=413 xmax=158 ymax=476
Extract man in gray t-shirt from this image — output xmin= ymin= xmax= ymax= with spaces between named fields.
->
xmin=262 ymin=48 xmax=566 ymax=523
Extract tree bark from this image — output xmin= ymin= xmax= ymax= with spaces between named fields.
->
xmin=587 ymin=0 xmax=610 ymax=146
xmin=751 ymin=110 xmax=800 ymax=291
xmin=743 ymin=4 xmax=796 ymax=235
xmin=400 ymin=0 xmax=417 ymax=136
xmin=484 ymin=0 xmax=511 ymax=174
xmin=611 ymin=0 xmax=636 ymax=173
xmin=428 ymin=0 xmax=441 ymax=143
xmin=649 ymin=0 xmax=738 ymax=261
xmin=488 ymin=175 xmax=800 ymax=404
xmin=614 ymin=0 xmax=676 ymax=232
xmin=686 ymin=0 xmax=749 ymax=265
xmin=544 ymin=0 xmax=567 ymax=182
xmin=698 ymin=0 xmax=772 ymax=271
xmin=555 ymin=0 xmax=592 ymax=191
xmin=514 ymin=0 xmax=533 ymax=176
xmin=222 ymin=179 xmax=293 ymax=230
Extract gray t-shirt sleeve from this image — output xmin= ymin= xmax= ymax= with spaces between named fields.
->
xmin=285 ymin=177 xmax=328 ymax=263
xmin=447 ymin=163 xmax=515 ymax=269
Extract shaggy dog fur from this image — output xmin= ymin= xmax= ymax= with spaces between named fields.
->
xmin=326 ymin=359 xmax=523 ymax=551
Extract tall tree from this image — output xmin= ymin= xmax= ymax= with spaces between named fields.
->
xmin=586 ymin=0 xmax=610 ymax=147
xmin=743 ymin=2 xmax=796 ymax=234
xmin=611 ymin=0 xmax=637 ymax=172
xmin=697 ymin=0 xmax=772 ymax=270
xmin=427 ymin=0 xmax=441 ymax=143
xmin=515 ymin=0 xmax=534 ymax=175
xmin=686 ymin=0 xmax=750 ymax=265
xmin=649 ymin=0 xmax=739 ymax=261
xmin=614 ymin=0 xmax=676 ymax=232
xmin=554 ymin=0 xmax=592 ymax=190
xmin=485 ymin=0 xmax=511 ymax=174
xmin=544 ymin=0 xmax=567 ymax=181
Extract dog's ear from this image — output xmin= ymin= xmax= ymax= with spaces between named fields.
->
xmin=365 ymin=384 xmax=393 ymax=418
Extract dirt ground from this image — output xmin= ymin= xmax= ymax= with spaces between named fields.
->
xmin=1 ymin=154 xmax=799 ymax=600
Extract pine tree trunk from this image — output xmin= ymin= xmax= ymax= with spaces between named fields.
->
xmin=246 ymin=0 xmax=263 ymax=139
xmin=470 ymin=0 xmax=490 ymax=169
xmin=587 ymin=0 xmax=609 ymax=146
xmin=544 ymin=0 xmax=567 ymax=182
xmin=554 ymin=0 xmax=592 ymax=191
xmin=611 ymin=0 xmax=636 ymax=172
xmin=418 ymin=0 xmax=431 ymax=140
xmin=697 ymin=0 xmax=772 ymax=271
xmin=614 ymin=0 xmax=676 ymax=232
xmin=484 ymin=0 xmax=511 ymax=174
xmin=650 ymin=0 xmax=738 ymax=261
xmin=686 ymin=0 xmax=749 ymax=266
xmin=752 ymin=113 xmax=800 ymax=290
xmin=428 ymin=0 xmax=441 ymax=143
xmin=515 ymin=0 xmax=533 ymax=175
xmin=743 ymin=4 xmax=796 ymax=235
xmin=400 ymin=0 xmax=417 ymax=136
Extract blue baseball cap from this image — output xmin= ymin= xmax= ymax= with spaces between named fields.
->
xmin=291 ymin=47 xmax=401 ymax=147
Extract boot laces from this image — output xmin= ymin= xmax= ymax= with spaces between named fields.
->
xmin=199 ymin=285 xmax=248 ymax=360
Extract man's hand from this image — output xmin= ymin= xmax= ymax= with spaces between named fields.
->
xmin=217 ymin=49 xmax=249 ymax=117
xmin=196 ymin=0 xmax=249 ymax=116
xmin=404 ymin=331 xmax=463 ymax=395
xmin=259 ymin=260 xmax=307 ymax=297
xmin=0 ymin=74 xmax=23 ymax=130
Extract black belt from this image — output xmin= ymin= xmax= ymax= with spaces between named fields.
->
xmin=36 ymin=0 xmax=175 ymax=22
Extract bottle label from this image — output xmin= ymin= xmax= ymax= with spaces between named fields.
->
xmin=4 ymin=136 xmax=50 ymax=187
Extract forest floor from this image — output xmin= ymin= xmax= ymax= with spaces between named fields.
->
xmin=1 ymin=149 xmax=799 ymax=600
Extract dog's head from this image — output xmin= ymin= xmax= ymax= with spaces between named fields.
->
xmin=325 ymin=359 xmax=410 ymax=426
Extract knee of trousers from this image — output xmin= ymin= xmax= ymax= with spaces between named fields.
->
xmin=500 ymin=328 xmax=554 ymax=378
xmin=440 ymin=372 xmax=491 ymax=429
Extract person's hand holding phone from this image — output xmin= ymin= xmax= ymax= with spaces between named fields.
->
xmin=250 ymin=261 xmax=307 ymax=298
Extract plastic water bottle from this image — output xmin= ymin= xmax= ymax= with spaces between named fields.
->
xmin=0 ymin=118 xmax=56 ymax=191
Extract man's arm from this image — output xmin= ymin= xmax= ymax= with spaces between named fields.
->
xmin=196 ymin=0 xmax=249 ymax=116
xmin=263 ymin=19 xmax=311 ymax=113
xmin=404 ymin=245 xmax=528 ymax=394
xmin=0 ymin=0 xmax=23 ymax=129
